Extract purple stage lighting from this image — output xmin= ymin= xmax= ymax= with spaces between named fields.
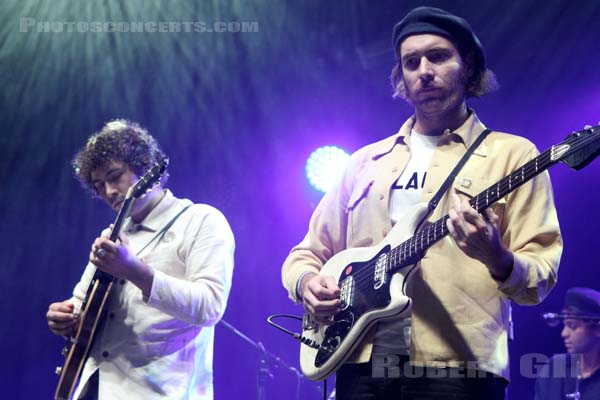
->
xmin=305 ymin=145 xmax=350 ymax=193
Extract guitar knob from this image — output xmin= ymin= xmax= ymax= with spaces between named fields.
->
xmin=55 ymin=366 xmax=63 ymax=375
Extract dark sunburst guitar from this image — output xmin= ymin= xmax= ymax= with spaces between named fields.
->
xmin=299 ymin=125 xmax=600 ymax=381
xmin=54 ymin=158 xmax=168 ymax=400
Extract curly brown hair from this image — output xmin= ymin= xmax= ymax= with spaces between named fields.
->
xmin=73 ymin=119 xmax=168 ymax=196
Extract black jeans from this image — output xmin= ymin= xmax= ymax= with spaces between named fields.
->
xmin=335 ymin=357 xmax=507 ymax=400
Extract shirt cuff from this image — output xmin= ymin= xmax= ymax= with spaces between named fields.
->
xmin=286 ymin=265 xmax=320 ymax=303
xmin=145 ymin=269 xmax=166 ymax=306
xmin=296 ymin=271 xmax=317 ymax=301
xmin=497 ymin=253 xmax=527 ymax=297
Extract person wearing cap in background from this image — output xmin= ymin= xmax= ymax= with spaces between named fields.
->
xmin=282 ymin=6 xmax=562 ymax=399
xmin=535 ymin=288 xmax=600 ymax=400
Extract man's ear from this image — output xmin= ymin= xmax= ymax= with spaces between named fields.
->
xmin=461 ymin=53 xmax=477 ymax=94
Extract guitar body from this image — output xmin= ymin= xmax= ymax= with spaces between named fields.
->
xmin=300 ymin=203 xmax=429 ymax=381
xmin=54 ymin=275 xmax=113 ymax=400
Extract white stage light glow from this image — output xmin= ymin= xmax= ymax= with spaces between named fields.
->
xmin=305 ymin=146 xmax=350 ymax=193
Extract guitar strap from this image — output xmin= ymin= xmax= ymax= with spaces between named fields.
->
xmin=135 ymin=203 xmax=193 ymax=256
xmin=427 ymin=128 xmax=492 ymax=213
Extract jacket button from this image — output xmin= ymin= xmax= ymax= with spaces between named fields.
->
xmin=108 ymin=312 xmax=115 ymax=320
xmin=379 ymin=194 xmax=385 ymax=200
xmin=102 ymin=351 xmax=110 ymax=358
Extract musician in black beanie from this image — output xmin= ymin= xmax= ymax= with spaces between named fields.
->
xmin=46 ymin=120 xmax=234 ymax=399
xmin=282 ymin=7 xmax=562 ymax=399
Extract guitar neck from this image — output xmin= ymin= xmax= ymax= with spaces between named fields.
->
xmin=387 ymin=144 xmax=560 ymax=273
xmin=109 ymin=197 xmax=133 ymax=241
xmin=94 ymin=197 xmax=134 ymax=282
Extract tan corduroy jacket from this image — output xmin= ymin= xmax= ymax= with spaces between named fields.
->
xmin=282 ymin=112 xmax=562 ymax=381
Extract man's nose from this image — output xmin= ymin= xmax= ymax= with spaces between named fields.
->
xmin=105 ymin=182 xmax=120 ymax=197
xmin=561 ymin=325 xmax=569 ymax=338
xmin=418 ymin=57 xmax=434 ymax=81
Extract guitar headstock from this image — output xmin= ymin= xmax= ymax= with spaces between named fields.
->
xmin=126 ymin=157 xmax=169 ymax=199
xmin=553 ymin=124 xmax=600 ymax=171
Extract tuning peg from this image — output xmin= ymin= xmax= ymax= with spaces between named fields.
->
xmin=55 ymin=366 xmax=63 ymax=375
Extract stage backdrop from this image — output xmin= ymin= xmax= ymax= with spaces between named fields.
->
xmin=1 ymin=0 xmax=599 ymax=398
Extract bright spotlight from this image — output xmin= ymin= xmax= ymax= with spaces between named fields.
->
xmin=305 ymin=146 xmax=350 ymax=193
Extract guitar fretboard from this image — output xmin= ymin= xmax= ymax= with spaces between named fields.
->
xmin=385 ymin=130 xmax=593 ymax=273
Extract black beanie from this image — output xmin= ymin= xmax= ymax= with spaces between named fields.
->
xmin=392 ymin=6 xmax=486 ymax=74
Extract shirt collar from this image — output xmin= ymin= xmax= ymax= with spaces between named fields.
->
xmin=123 ymin=189 xmax=176 ymax=233
xmin=449 ymin=110 xmax=488 ymax=149
xmin=371 ymin=109 xmax=488 ymax=160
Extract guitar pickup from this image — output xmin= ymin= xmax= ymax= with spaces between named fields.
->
xmin=373 ymin=252 xmax=389 ymax=289
xmin=340 ymin=276 xmax=354 ymax=309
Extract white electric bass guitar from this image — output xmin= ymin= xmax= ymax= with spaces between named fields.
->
xmin=299 ymin=124 xmax=600 ymax=381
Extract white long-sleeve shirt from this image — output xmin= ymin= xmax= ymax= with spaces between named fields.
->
xmin=71 ymin=190 xmax=235 ymax=400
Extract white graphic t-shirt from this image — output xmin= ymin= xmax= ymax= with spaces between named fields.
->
xmin=373 ymin=130 xmax=440 ymax=356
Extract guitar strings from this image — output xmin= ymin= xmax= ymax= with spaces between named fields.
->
xmin=332 ymin=129 xmax=598 ymax=295
xmin=347 ymin=129 xmax=598 ymax=290
xmin=342 ymin=150 xmax=551 ymax=290
xmin=337 ymin=150 xmax=553 ymax=289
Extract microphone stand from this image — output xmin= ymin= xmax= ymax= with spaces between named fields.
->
xmin=565 ymin=354 xmax=582 ymax=400
xmin=219 ymin=319 xmax=321 ymax=400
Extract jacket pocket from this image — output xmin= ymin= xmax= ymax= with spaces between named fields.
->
xmin=346 ymin=179 xmax=375 ymax=213
xmin=452 ymin=175 xmax=506 ymax=218
xmin=346 ymin=179 xmax=379 ymax=246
